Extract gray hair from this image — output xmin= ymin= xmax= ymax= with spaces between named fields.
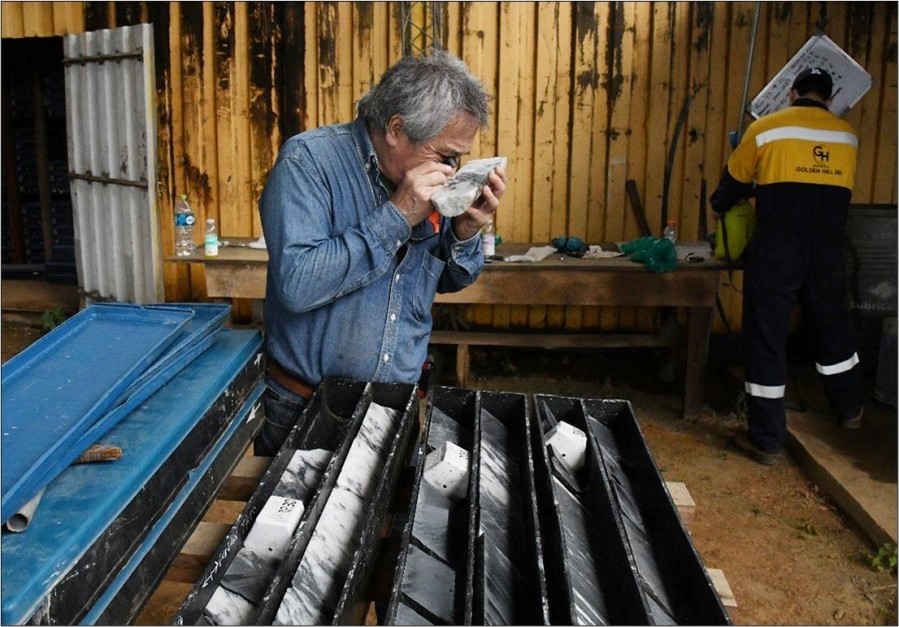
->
xmin=357 ymin=49 xmax=490 ymax=144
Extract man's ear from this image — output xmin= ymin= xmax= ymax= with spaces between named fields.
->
xmin=385 ymin=115 xmax=404 ymax=148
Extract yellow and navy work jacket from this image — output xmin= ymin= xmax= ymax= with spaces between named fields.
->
xmin=711 ymin=99 xmax=858 ymax=250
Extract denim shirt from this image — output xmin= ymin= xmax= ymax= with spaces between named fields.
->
xmin=260 ymin=118 xmax=484 ymax=388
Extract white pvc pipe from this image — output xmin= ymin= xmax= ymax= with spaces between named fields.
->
xmin=4 ymin=489 xmax=47 ymax=533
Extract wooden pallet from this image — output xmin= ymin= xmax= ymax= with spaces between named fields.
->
xmin=134 ymin=453 xmax=272 ymax=625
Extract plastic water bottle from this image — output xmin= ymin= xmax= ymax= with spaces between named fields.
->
xmin=174 ymin=194 xmax=196 ymax=257
xmin=482 ymin=220 xmax=496 ymax=258
xmin=663 ymin=219 xmax=678 ymax=246
xmin=204 ymin=218 xmax=219 ymax=257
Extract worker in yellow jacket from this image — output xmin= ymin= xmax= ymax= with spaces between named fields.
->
xmin=710 ymin=67 xmax=863 ymax=465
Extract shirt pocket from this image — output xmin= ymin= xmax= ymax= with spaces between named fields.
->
xmin=413 ymin=250 xmax=446 ymax=321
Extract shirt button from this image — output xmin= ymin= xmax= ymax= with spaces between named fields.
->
xmin=383 ymin=354 xmax=390 ymax=363
xmin=391 ymin=313 xmax=397 ymax=322
xmin=395 ymin=275 xmax=400 ymax=283
xmin=396 ymin=240 xmax=402 ymax=248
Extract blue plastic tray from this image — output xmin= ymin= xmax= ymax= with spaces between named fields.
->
xmin=0 ymin=304 xmax=194 ymax=521
xmin=121 ymin=303 xmax=231 ymax=398
xmin=0 ymin=329 xmax=263 ymax=625
xmin=82 ymin=382 xmax=266 ymax=625
xmin=23 ymin=329 xmax=222 ymax=507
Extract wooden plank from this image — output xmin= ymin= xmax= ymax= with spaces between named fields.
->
xmin=135 ymin=580 xmax=194 ymax=626
xmin=565 ymin=3 xmax=601 ymax=333
xmin=600 ymin=3 xmax=636 ymax=333
xmin=1 ymin=2 xmax=25 ymax=38
xmin=205 ymin=260 xmax=266 ymax=299
xmin=846 ymin=3 xmax=881 ymax=204
xmin=873 ymin=7 xmax=898 ymax=204
xmin=718 ymin=2 xmax=756 ymax=334
xmin=217 ymin=455 xmax=272 ymax=501
xmin=435 ymin=268 xmax=720 ymax=308
xmin=644 ymin=3 xmax=673 ymax=237
xmin=336 ymin=1 xmax=354 ymax=123
xmin=53 ymin=2 xmax=84 ymax=35
xmin=318 ymin=3 xmax=340 ymax=127
xmin=303 ymin=2 xmax=319 ymax=129
xmin=248 ymin=2 xmax=277 ymax=239
xmin=547 ymin=2 xmax=572 ymax=330
xmin=495 ymin=2 xmax=523 ymax=331
xmin=163 ymin=5 xmax=187 ymax=302
xmin=200 ymin=2 xmax=220 ymax=234
xmin=665 ymin=480 xmax=696 ymax=520
xmin=429 ymin=330 xmax=670 ymax=350
xmin=511 ymin=3 xmax=537 ymax=329
xmin=23 ymin=2 xmax=53 ymax=37
xmin=166 ymin=521 xmax=231 ymax=584
xmin=664 ymin=2 xmax=691 ymax=237
xmin=631 ymin=3 xmax=655 ymax=335
xmin=212 ymin=3 xmax=236 ymax=239
xmin=706 ymin=568 xmax=738 ymax=608
xmin=459 ymin=1 xmax=498 ymax=330
xmin=233 ymin=2 xmax=254 ymax=236
xmin=456 ymin=343 xmax=470 ymax=389
xmin=679 ymin=3 xmax=713 ymax=244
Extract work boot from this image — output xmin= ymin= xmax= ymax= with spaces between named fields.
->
xmin=840 ymin=408 xmax=864 ymax=430
xmin=731 ymin=431 xmax=781 ymax=466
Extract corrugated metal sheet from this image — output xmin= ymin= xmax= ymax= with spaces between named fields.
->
xmin=63 ymin=23 xmax=162 ymax=303
xmin=3 ymin=2 xmax=897 ymax=330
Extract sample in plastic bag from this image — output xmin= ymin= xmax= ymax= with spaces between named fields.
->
xmin=619 ymin=236 xmax=677 ymax=273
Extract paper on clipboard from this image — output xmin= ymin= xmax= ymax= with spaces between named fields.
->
xmin=749 ymin=33 xmax=873 ymax=118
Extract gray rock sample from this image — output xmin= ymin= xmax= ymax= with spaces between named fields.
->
xmin=220 ymin=547 xmax=278 ymax=605
xmin=427 ymin=406 xmax=463 ymax=451
xmin=274 ymin=403 xmax=401 ymax=625
xmin=553 ymin=476 xmax=609 ymax=625
xmin=410 ymin=479 xmax=455 ymax=563
xmin=272 ymin=448 xmax=332 ymax=503
xmin=399 ymin=544 xmax=457 ymax=624
xmin=394 ymin=601 xmax=435 ymax=625
xmin=587 ymin=416 xmax=677 ymax=624
xmin=201 ymin=586 xmax=255 ymax=626
xmin=431 ymin=157 xmax=507 ymax=217
xmin=478 ymin=408 xmax=524 ymax=625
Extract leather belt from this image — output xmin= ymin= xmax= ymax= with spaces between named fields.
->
xmin=266 ymin=356 xmax=315 ymax=400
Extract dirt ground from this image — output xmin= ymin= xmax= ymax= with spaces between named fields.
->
xmin=2 ymin=321 xmax=897 ymax=625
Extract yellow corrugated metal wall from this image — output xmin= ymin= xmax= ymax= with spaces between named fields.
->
xmin=3 ymin=2 xmax=897 ymax=331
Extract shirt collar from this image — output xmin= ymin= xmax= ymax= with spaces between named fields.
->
xmin=352 ymin=118 xmax=380 ymax=173
xmin=791 ymin=97 xmax=829 ymax=111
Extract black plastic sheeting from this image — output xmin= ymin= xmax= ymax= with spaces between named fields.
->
xmin=175 ymin=378 xmax=419 ymax=626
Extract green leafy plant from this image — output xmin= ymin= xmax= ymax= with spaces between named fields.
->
xmin=41 ymin=308 xmax=66 ymax=331
xmin=868 ymin=543 xmax=897 ymax=574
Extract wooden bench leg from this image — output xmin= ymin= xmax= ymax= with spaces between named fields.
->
xmin=683 ymin=306 xmax=713 ymax=419
xmin=456 ymin=343 xmax=470 ymax=388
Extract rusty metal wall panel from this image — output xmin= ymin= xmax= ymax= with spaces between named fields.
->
xmin=64 ymin=23 xmax=162 ymax=303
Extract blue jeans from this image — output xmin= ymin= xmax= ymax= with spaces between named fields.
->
xmin=255 ymin=380 xmax=308 ymax=457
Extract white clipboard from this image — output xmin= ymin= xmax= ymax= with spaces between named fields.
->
xmin=749 ymin=33 xmax=873 ymax=118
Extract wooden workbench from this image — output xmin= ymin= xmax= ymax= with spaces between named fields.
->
xmin=169 ymin=240 xmax=725 ymax=419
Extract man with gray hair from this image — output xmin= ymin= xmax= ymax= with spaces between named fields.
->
xmin=256 ymin=50 xmax=506 ymax=454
